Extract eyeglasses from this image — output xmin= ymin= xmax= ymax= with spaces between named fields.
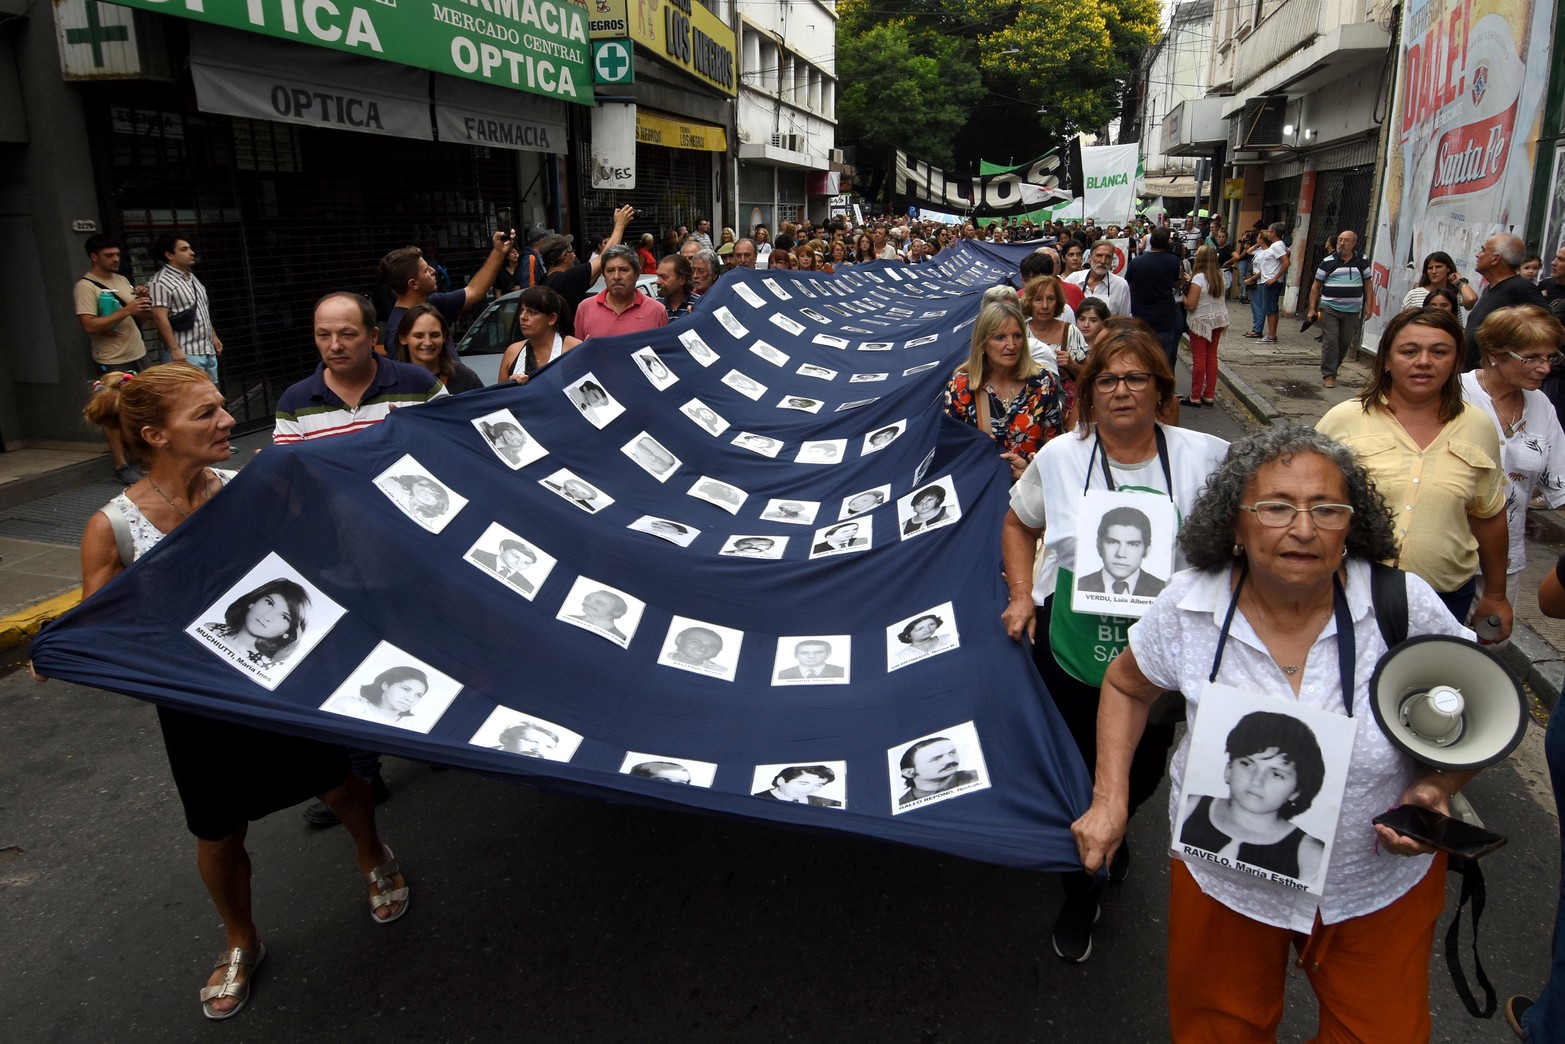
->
xmin=1091 ymin=372 xmax=1153 ymax=393
xmin=1239 ymin=501 xmax=1355 ymax=529
xmin=1504 ymin=349 xmax=1562 ymax=368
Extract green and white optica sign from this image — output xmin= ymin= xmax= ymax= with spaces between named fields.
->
xmin=105 ymin=0 xmax=592 ymax=104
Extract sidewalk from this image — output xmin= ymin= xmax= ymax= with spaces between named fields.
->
xmin=1203 ymin=296 xmax=1565 ymax=704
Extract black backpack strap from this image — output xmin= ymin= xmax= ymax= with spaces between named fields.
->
xmin=1443 ymin=856 xmax=1497 ymax=1018
xmin=1369 ymin=561 xmax=1409 ymax=649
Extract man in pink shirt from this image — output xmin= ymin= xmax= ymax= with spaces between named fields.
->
xmin=575 ymin=245 xmax=668 ymax=340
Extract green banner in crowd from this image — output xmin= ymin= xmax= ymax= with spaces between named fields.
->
xmin=104 ymin=0 xmax=592 ymax=105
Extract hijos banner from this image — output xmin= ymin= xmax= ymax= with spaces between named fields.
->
xmin=31 ymin=245 xmax=1093 ymax=872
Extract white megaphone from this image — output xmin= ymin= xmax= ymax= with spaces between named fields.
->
xmin=1368 ymin=635 xmax=1529 ymax=771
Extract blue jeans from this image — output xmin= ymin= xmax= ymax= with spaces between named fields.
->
xmin=1249 ymin=287 xmax=1265 ymax=333
xmin=1435 ymin=575 xmax=1476 ymax=625
xmin=1524 ymin=702 xmax=1565 ymax=1041
xmin=184 ymin=352 xmax=220 ymax=384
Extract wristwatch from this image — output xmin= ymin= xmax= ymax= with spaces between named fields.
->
xmin=1456 ymin=278 xmax=1469 ymax=287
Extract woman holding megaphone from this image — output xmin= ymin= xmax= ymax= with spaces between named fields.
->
xmin=1073 ymin=425 xmax=1477 ymax=1040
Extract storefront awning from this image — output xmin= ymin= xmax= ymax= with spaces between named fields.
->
xmin=635 ymin=112 xmax=726 ymax=152
xmin=433 ymin=76 xmax=567 ymax=154
xmin=190 ymin=26 xmax=432 ymax=140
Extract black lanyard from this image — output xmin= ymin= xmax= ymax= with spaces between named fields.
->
xmin=1085 ymin=425 xmax=1174 ymax=499
xmin=1209 ymin=564 xmax=1357 ymax=716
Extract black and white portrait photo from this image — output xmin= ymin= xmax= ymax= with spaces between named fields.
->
xmin=750 ymin=340 xmax=790 ymax=368
xmin=751 ymin=762 xmax=847 ymax=808
xmin=186 ymin=552 xmax=345 ymax=690
xmin=732 ymin=282 xmax=766 ymax=309
xmin=912 ymin=446 xmax=937 ymax=487
xmin=771 ymin=635 xmax=851 ymax=685
xmin=797 ymin=362 xmax=838 ymax=381
xmin=463 ymin=522 xmax=557 ymax=600
xmin=472 ymin=409 xmax=548 ymax=470
xmin=564 ymin=373 xmax=625 ymax=429
xmin=888 ymin=722 xmax=991 ymax=814
xmin=540 ymin=468 xmax=614 ymax=514
xmin=857 ymin=341 xmax=893 ymax=352
xmin=897 ymin=477 xmax=962 ymax=539
xmin=688 ymin=476 xmax=748 ymax=515
xmin=769 ymin=313 xmax=806 ymax=337
xmin=713 ymin=306 xmax=749 ymax=339
xmin=849 ymin=372 xmax=889 ymax=383
xmin=678 ymin=329 xmax=719 ymax=367
xmin=619 ymin=752 xmax=718 ymax=787
xmin=861 ymin=421 xmax=906 ymax=455
xmin=760 ymin=277 xmax=793 ymax=301
xmin=680 ymin=398 xmax=730 ymax=436
xmin=1170 ymin=684 xmax=1354 ymax=896
xmin=721 ymin=369 xmax=768 ymax=401
xmin=373 ymin=454 xmax=467 ymax=534
xmin=657 ymin=616 xmax=744 ymax=680
xmin=799 ymin=307 xmax=831 ymax=325
xmin=885 ymin=602 xmax=960 ymax=671
xmin=631 ymin=346 xmax=679 ymax=390
xmin=903 ymin=361 xmax=940 ymax=376
xmin=732 ymin=431 xmax=784 ymax=458
xmin=809 ymin=520 xmax=871 ymax=559
xmin=904 ymin=334 xmax=940 ymax=348
xmin=320 ymin=641 xmax=462 ymax=735
xmin=833 ymin=397 xmax=880 ymax=412
xmin=468 ymin=707 xmax=583 ymax=763
xmin=760 ymin=499 xmax=819 ymax=525
xmin=627 ymin=514 xmax=700 ymax=547
xmin=621 ymin=432 xmax=681 ymax=482
xmin=839 ymin=486 xmax=890 ymax=519
xmin=777 ymin=396 xmax=824 ymax=414
xmin=555 ymin=576 xmax=645 ymax=649
xmin=812 ymin=334 xmax=850 ymax=349
xmin=1070 ymin=490 xmax=1178 ymax=619
xmin=795 ymin=439 xmax=846 ymax=465
xmin=720 ymin=535 xmax=788 ymax=560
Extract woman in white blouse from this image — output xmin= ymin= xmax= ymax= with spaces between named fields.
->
xmin=1073 ymin=425 xmax=1474 ymax=1039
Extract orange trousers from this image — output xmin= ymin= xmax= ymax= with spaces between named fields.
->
xmin=1166 ymin=854 xmax=1447 ymax=1043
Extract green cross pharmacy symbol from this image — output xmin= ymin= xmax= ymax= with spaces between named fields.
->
xmin=66 ymin=2 xmax=128 ymax=68
xmin=593 ymin=40 xmax=633 ymax=85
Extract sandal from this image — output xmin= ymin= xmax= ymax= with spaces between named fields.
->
xmin=367 ymin=846 xmax=410 ymax=924
xmin=200 ymin=944 xmax=265 ymax=1021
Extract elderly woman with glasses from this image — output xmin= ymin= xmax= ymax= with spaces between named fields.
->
xmin=1073 ymin=425 xmax=1474 ymax=1040
xmin=1461 ymin=305 xmax=1565 ymax=577
xmin=1317 ymin=308 xmax=1509 ymax=631
xmin=1001 ymin=316 xmax=1228 ymax=964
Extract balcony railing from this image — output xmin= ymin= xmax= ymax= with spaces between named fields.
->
xmin=1233 ymin=0 xmax=1373 ymax=89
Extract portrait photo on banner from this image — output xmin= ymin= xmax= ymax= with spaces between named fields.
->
xmin=1170 ymin=683 xmax=1356 ymax=897
xmin=810 ymin=519 xmax=872 ymax=559
xmin=1070 ymin=489 xmax=1178 ymax=618
xmin=714 ymin=306 xmax=749 ymax=339
xmin=554 ymin=576 xmax=646 ymax=649
xmin=888 ymin=721 xmax=991 ymax=814
xmin=627 ymin=514 xmax=702 ymax=547
xmin=621 ymin=431 xmax=682 ymax=482
xmin=897 ymin=475 xmax=961 ymax=538
xmin=658 ymin=615 xmax=744 ymax=679
xmin=540 ymin=467 xmax=614 ymax=514
xmin=720 ymin=534 xmax=788 ymax=560
xmin=631 ymin=346 xmax=679 ymax=390
xmin=185 ymin=551 xmax=346 ymax=690
xmin=472 ymin=408 xmax=549 ymax=471
xmin=688 ymin=475 xmax=748 ymax=515
xmin=749 ymin=340 xmax=789 ymax=368
xmin=320 ymin=640 xmax=463 ymax=735
xmin=720 ymin=368 xmax=767 ymax=400
xmin=770 ymin=634 xmax=852 ymax=685
xmin=619 ymin=751 xmax=718 ymax=787
xmin=861 ymin=420 xmax=906 ymax=453
xmin=751 ymin=761 xmax=848 ymax=808
xmin=678 ymin=329 xmax=719 ymax=366
xmin=468 ymin=705 xmax=583 ymax=763
xmin=885 ymin=601 xmax=960 ymax=671
xmin=733 ymin=430 xmax=784 ymax=458
xmin=563 ymin=372 xmax=626 ymax=429
xmin=463 ymin=522 xmax=557 ymax=600
xmin=840 ymin=485 xmax=890 ymax=519
xmin=373 ymin=454 xmax=468 ymax=534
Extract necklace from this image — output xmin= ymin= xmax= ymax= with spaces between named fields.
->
xmin=146 ymin=471 xmax=206 ymax=520
xmin=1480 ymin=371 xmax=1525 ymax=436
xmin=1276 ymin=663 xmax=1301 ymax=676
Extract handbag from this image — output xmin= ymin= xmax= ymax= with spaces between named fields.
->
xmin=167 ymin=305 xmax=197 ymax=332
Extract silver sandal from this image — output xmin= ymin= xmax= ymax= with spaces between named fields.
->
xmin=199 ymin=944 xmax=265 ymax=1020
xmin=367 ymin=846 xmax=409 ymax=924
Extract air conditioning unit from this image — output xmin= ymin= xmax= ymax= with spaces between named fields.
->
xmin=829 ymin=148 xmax=844 ymax=164
xmin=1230 ymin=96 xmax=1287 ymax=149
xmin=771 ymin=133 xmax=802 ymax=151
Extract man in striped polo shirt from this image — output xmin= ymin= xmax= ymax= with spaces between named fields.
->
xmin=273 ymin=291 xmax=446 ymax=823
xmin=147 ymin=234 xmax=222 ymax=384
xmin=274 ymin=292 xmax=446 ymax=444
xmin=1307 ymin=229 xmax=1370 ymax=388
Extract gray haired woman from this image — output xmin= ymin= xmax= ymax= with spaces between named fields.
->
xmin=1074 ymin=424 xmax=1477 ymax=1037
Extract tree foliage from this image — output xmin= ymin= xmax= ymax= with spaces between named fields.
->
xmin=836 ymin=0 xmax=1161 ymax=173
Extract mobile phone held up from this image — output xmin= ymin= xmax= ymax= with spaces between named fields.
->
xmin=1372 ymin=804 xmax=1507 ymax=859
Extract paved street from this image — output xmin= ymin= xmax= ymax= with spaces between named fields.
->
xmin=0 ymin=310 xmax=1559 ymax=1041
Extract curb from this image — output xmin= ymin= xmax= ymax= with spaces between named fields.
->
xmin=0 ymin=588 xmax=82 ymax=652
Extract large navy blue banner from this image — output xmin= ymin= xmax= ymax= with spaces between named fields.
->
xmin=31 ymin=245 xmax=1092 ymax=871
